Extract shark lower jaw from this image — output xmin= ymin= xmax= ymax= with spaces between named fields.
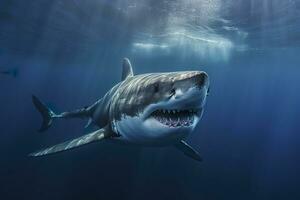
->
xmin=149 ymin=108 xmax=201 ymax=128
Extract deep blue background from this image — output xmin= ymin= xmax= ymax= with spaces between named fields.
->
xmin=0 ymin=1 xmax=300 ymax=200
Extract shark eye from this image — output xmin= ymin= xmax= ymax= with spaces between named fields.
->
xmin=207 ymin=87 xmax=210 ymax=95
xmin=170 ymin=88 xmax=176 ymax=95
xmin=153 ymin=83 xmax=159 ymax=93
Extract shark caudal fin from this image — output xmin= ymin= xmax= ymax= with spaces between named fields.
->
xmin=29 ymin=128 xmax=111 ymax=156
xmin=32 ymin=95 xmax=56 ymax=132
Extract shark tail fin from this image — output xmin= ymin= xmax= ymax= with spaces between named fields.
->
xmin=32 ymin=95 xmax=56 ymax=132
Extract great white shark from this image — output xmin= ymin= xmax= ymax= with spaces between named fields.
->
xmin=30 ymin=58 xmax=210 ymax=161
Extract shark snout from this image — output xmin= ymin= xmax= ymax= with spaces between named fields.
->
xmin=167 ymin=71 xmax=209 ymax=111
xmin=193 ymin=71 xmax=209 ymax=88
xmin=172 ymin=71 xmax=209 ymax=98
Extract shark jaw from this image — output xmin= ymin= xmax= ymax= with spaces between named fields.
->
xmin=142 ymin=86 xmax=205 ymax=131
xmin=149 ymin=108 xmax=201 ymax=128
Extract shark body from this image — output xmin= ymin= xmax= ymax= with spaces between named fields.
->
xmin=31 ymin=58 xmax=210 ymax=161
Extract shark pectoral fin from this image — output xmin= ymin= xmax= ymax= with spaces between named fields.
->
xmin=174 ymin=140 xmax=202 ymax=162
xmin=29 ymin=128 xmax=112 ymax=157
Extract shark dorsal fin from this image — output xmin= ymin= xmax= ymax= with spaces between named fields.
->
xmin=121 ymin=58 xmax=134 ymax=81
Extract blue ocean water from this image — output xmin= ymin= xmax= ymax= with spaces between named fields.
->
xmin=0 ymin=1 xmax=300 ymax=199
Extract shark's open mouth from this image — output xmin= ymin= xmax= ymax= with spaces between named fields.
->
xmin=150 ymin=109 xmax=199 ymax=128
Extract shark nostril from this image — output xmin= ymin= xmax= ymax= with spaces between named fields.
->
xmin=153 ymin=83 xmax=159 ymax=93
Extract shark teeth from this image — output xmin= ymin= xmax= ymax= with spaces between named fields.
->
xmin=151 ymin=109 xmax=198 ymax=128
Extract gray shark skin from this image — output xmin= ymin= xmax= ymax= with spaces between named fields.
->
xmin=30 ymin=58 xmax=210 ymax=162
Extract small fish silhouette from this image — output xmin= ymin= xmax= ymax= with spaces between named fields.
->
xmin=0 ymin=68 xmax=18 ymax=78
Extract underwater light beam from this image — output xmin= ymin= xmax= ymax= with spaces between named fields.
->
xmin=133 ymin=42 xmax=169 ymax=50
